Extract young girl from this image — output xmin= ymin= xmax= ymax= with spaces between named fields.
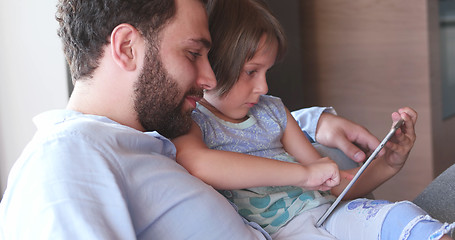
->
xmin=173 ymin=0 xmax=455 ymax=239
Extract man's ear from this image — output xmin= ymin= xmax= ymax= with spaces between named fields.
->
xmin=110 ymin=23 xmax=143 ymax=71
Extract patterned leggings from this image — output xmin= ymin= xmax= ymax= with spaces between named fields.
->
xmin=271 ymin=198 xmax=454 ymax=239
xmin=324 ymin=199 xmax=455 ymax=240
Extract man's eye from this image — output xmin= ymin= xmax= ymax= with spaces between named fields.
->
xmin=189 ymin=51 xmax=202 ymax=59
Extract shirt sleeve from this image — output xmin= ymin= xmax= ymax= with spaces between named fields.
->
xmin=290 ymin=107 xmax=337 ymax=142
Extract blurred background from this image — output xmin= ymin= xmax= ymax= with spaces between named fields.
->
xmin=265 ymin=0 xmax=455 ymax=201
xmin=1 ymin=0 xmax=455 ymax=202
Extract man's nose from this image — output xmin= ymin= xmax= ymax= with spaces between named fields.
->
xmin=197 ymin=57 xmax=217 ymax=90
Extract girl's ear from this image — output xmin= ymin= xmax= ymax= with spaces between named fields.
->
xmin=110 ymin=23 xmax=143 ymax=71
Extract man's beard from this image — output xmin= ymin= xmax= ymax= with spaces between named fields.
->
xmin=134 ymin=44 xmax=202 ymax=139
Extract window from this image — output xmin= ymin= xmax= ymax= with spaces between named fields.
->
xmin=439 ymin=0 xmax=455 ymax=119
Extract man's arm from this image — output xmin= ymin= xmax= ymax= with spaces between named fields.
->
xmin=291 ymin=107 xmax=335 ymax=142
xmin=293 ymin=107 xmax=418 ymax=199
xmin=291 ymin=107 xmax=381 ymax=163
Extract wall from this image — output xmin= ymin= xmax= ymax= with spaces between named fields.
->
xmin=265 ymin=0 xmax=455 ymax=201
xmin=298 ymin=0 xmax=455 ymax=201
xmin=265 ymin=0 xmax=306 ymax=111
xmin=0 ymin=1 xmax=68 ymax=198
xmin=265 ymin=0 xmax=445 ymax=201
xmin=428 ymin=1 xmax=455 ymax=179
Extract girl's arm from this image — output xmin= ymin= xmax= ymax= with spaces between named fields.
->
xmin=172 ymin=121 xmax=340 ymax=191
xmin=330 ymin=107 xmax=418 ymax=199
xmin=281 ymin=107 xmax=325 ymax=165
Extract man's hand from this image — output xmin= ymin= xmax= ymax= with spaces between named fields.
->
xmin=315 ymin=113 xmax=381 ymax=163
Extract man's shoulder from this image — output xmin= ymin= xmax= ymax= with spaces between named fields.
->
xmin=26 ymin=109 xmax=173 ymax=170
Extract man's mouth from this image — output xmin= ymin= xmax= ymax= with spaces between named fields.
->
xmin=184 ymin=88 xmax=204 ymax=109
xmin=186 ymin=95 xmax=202 ymax=108
xmin=246 ymin=100 xmax=259 ymax=108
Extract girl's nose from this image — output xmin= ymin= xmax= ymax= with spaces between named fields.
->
xmin=255 ymin=75 xmax=268 ymax=95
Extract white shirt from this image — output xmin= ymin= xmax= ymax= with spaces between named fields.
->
xmin=0 ymin=110 xmax=269 ymax=239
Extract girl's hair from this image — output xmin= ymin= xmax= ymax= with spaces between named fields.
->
xmin=206 ymin=0 xmax=287 ymax=97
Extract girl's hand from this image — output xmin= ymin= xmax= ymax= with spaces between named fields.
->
xmin=302 ymin=157 xmax=341 ymax=191
xmin=383 ymin=107 xmax=418 ymax=170
xmin=340 ymin=170 xmax=355 ymax=181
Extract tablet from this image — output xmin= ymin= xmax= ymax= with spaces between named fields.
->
xmin=315 ymin=118 xmax=405 ymax=227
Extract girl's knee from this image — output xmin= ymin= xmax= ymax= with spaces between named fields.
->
xmin=381 ymin=201 xmax=455 ymax=240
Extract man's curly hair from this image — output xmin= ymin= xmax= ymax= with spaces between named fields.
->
xmin=56 ymin=0 xmax=177 ymax=83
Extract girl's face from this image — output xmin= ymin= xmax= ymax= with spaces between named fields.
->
xmin=203 ymin=35 xmax=278 ymax=123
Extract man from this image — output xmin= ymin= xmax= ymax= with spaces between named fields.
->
xmin=0 ymin=0 xmax=393 ymax=239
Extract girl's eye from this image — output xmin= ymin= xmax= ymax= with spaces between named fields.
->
xmin=246 ymin=70 xmax=257 ymax=75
